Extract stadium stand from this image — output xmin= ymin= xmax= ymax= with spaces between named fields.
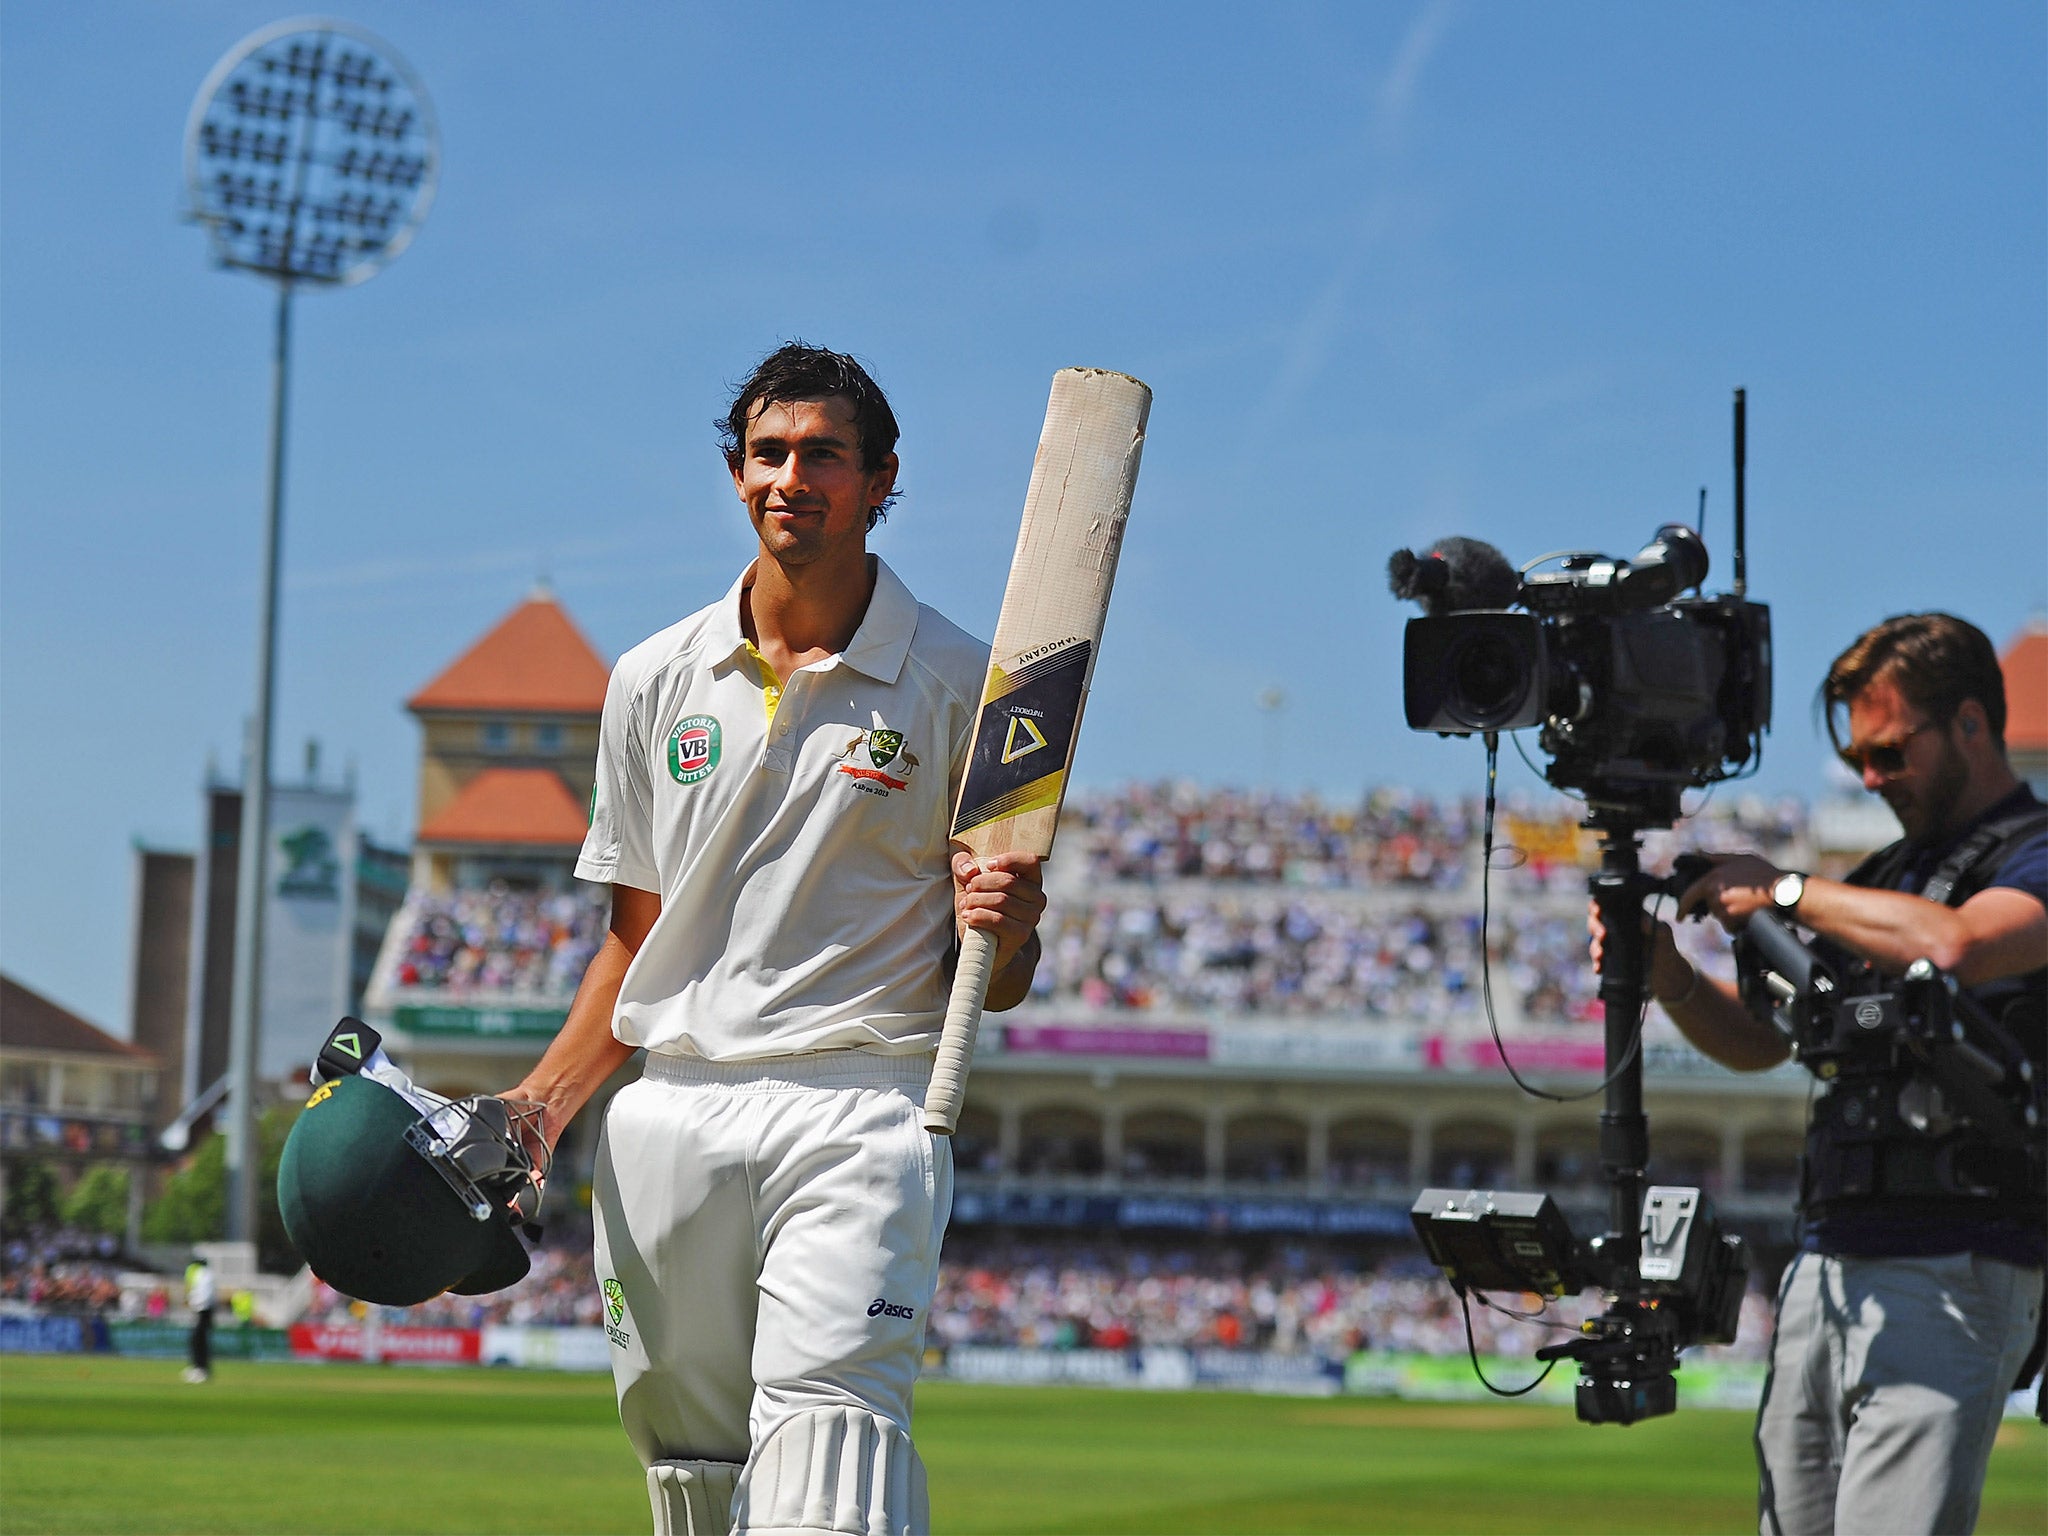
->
xmin=385 ymin=884 xmax=605 ymax=997
xmin=366 ymin=785 xmax=1811 ymax=1031
xmin=292 ymin=1233 xmax=1773 ymax=1366
xmin=0 ymin=1229 xmax=127 ymax=1313
xmin=1065 ymin=783 xmax=1810 ymax=895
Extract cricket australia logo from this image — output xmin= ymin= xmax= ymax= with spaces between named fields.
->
xmin=602 ymin=1278 xmax=630 ymax=1348
xmin=667 ymin=715 xmax=721 ymax=785
xmin=835 ymin=726 xmax=919 ymax=798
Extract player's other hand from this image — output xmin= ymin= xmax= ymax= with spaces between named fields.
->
xmin=1675 ymin=852 xmax=1782 ymax=933
xmin=952 ymin=850 xmax=1047 ymax=973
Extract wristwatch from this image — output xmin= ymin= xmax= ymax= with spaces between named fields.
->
xmin=1771 ymin=871 xmax=1807 ymax=914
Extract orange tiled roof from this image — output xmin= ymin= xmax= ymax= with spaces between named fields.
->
xmin=2003 ymin=620 xmax=2048 ymax=752
xmin=1 ymin=974 xmax=155 ymax=1060
xmin=408 ymin=589 xmax=609 ymax=715
xmin=416 ymin=768 xmax=589 ymax=847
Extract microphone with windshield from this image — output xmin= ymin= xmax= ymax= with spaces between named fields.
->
xmin=1386 ymin=537 xmax=1520 ymax=615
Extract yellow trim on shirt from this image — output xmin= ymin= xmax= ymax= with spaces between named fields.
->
xmin=743 ymin=640 xmax=783 ymax=724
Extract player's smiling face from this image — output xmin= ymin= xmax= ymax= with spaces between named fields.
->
xmin=734 ymin=395 xmax=897 ymax=567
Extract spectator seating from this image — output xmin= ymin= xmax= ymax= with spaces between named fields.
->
xmin=385 ymin=883 xmax=605 ymax=998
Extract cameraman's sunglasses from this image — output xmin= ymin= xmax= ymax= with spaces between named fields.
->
xmin=1838 ymin=721 xmax=1939 ymax=777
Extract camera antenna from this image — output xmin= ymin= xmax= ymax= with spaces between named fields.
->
xmin=1732 ymin=387 xmax=1747 ymax=598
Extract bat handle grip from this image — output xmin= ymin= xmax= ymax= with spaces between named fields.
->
xmin=925 ymin=926 xmax=998 ymax=1134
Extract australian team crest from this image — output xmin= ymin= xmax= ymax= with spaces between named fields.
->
xmin=602 ymin=1278 xmax=630 ymax=1348
xmin=836 ymin=727 xmax=918 ymax=796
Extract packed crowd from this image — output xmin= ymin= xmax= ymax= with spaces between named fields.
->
xmin=1032 ymin=896 xmax=1600 ymax=1023
xmin=386 ymin=884 xmax=606 ymax=997
xmin=928 ymin=1239 xmax=1775 ymax=1364
xmin=1064 ymin=783 xmax=1810 ymax=896
xmin=1021 ymin=785 xmax=1809 ymax=1024
xmin=304 ymin=1238 xmax=604 ymax=1330
xmin=310 ymin=1237 xmax=1773 ymax=1366
xmin=0 ymin=1228 xmax=128 ymax=1313
xmin=371 ymin=790 xmax=1805 ymax=1016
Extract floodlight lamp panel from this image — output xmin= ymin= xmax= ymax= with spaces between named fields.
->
xmin=183 ymin=17 xmax=438 ymax=288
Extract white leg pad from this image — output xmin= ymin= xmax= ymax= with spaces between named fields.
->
xmin=648 ymin=1459 xmax=741 ymax=1536
xmin=733 ymin=1406 xmax=928 ymax=1536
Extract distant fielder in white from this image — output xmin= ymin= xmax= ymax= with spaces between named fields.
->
xmin=503 ymin=344 xmax=1046 ymax=1536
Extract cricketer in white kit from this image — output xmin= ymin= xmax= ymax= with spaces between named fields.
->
xmin=505 ymin=344 xmax=1046 ymax=1536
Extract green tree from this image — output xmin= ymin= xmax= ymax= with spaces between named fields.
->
xmin=257 ymin=1102 xmax=302 ymax=1274
xmin=143 ymin=1132 xmax=224 ymax=1244
xmin=59 ymin=1164 xmax=130 ymax=1236
xmin=2 ymin=1158 xmax=61 ymax=1234
xmin=141 ymin=1103 xmax=305 ymax=1272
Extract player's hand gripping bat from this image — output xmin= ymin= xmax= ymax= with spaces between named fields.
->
xmin=925 ymin=367 xmax=1150 ymax=1134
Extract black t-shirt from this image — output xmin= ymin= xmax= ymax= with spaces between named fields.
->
xmin=1802 ymin=784 xmax=2047 ymax=1266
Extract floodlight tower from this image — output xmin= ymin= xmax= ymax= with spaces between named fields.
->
xmin=183 ymin=18 xmax=438 ymax=1243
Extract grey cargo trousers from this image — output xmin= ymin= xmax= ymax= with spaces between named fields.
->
xmin=1756 ymin=1249 xmax=2042 ymax=1535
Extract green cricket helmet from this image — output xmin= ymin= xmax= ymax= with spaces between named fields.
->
xmin=277 ymin=1019 xmax=549 ymax=1308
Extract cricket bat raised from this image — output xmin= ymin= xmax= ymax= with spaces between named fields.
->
xmin=925 ymin=367 xmax=1151 ymax=1134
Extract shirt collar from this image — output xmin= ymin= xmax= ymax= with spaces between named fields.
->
xmin=706 ymin=555 xmax=918 ymax=685
xmin=705 ymin=567 xmax=755 ymax=670
xmin=839 ymin=556 xmax=918 ymax=683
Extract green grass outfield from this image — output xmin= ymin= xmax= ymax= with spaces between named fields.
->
xmin=2 ymin=1356 xmax=2043 ymax=1535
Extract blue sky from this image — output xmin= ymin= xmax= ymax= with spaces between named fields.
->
xmin=3 ymin=2 xmax=2043 ymax=1029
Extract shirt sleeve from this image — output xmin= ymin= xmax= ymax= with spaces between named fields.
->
xmin=1985 ymin=829 xmax=2048 ymax=907
xmin=576 ymin=660 xmax=660 ymax=893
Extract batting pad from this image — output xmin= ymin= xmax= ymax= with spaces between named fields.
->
xmin=648 ymin=1459 xmax=740 ymax=1536
xmin=732 ymin=1406 xmax=928 ymax=1536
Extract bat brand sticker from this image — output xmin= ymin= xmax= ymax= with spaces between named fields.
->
xmin=952 ymin=638 xmax=1090 ymax=836
xmin=1001 ymin=715 xmax=1048 ymax=763
xmin=667 ymin=715 xmax=721 ymax=784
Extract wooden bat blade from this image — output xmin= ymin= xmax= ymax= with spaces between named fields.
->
xmin=927 ymin=366 xmax=1150 ymax=1133
xmin=950 ymin=367 xmax=1151 ymax=860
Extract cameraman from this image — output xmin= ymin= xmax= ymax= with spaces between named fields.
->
xmin=1591 ymin=613 xmax=2045 ymax=1536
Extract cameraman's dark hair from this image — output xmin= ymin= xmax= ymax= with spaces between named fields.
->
xmin=718 ymin=342 xmax=901 ymax=529
xmin=1821 ymin=613 xmax=2007 ymax=751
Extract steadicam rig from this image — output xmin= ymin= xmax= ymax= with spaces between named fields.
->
xmin=1387 ymin=392 xmax=1771 ymax=1424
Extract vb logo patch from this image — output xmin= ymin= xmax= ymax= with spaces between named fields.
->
xmin=601 ymin=1278 xmax=630 ymax=1348
xmin=835 ymin=728 xmax=919 ymax=797
xmin=667 ymin=715 xmax=721 ymax=785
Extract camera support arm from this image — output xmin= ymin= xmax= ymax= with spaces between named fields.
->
xmin=1740 ymin=911 xmax=2040 ymax=1148
xmin=1589 ymin=814 xmax=1661 ymax=1276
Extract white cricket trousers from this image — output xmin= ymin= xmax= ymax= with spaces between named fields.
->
xmin=593 ymin=1051 xmax=951 ymax=1536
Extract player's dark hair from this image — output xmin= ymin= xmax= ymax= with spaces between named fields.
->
xmin=719 ymin=342 xmax=902 ymax=529
xmin=1820 ymin=612 xmax=2008 ymax=750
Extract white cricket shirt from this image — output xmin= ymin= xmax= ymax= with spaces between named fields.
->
xmin=576 ymin=556 xmax=987 ymax=1060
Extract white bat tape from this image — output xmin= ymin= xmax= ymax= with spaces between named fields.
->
xmin=925 ymin=926 xmax=997 ymax=1133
